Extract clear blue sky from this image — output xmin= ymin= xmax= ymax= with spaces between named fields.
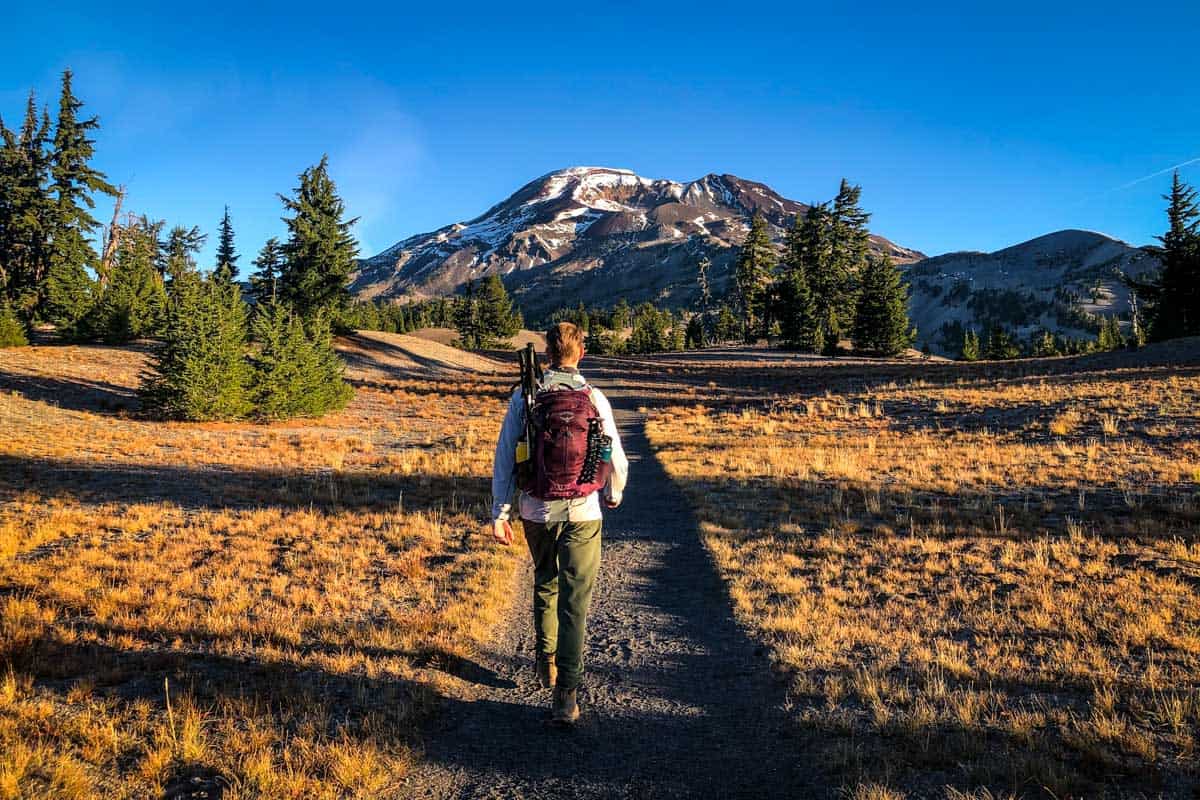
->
xmin=4 ymin=1 xmax=1198 ymax=276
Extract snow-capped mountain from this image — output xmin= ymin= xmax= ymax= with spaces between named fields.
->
xmin=905 ymin=230 xmax=1160 ymax=353
xmin=351 ymin=166 xmax=923 ymax=317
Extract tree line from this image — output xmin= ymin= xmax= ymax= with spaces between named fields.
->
xmin=0 ymin=72 xmax=354 ymax=420
xmin=711 ymin=180 xmax=914 ymax=356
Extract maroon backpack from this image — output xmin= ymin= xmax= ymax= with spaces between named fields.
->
xmin=522 ymin=386 xmax=612 ymax=500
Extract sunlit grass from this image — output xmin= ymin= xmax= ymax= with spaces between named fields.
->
xmin=647 ymin=357 xmax=1200 ymax=797
xmin=0 ymin=339 xmax=518 ymax=798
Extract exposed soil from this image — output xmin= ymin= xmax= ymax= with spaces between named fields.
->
xmin=403 ymin=382 xmax=821 ymax=799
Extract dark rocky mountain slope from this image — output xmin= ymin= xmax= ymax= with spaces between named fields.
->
xmin=351 ymin=166 xmax=922 ymax=318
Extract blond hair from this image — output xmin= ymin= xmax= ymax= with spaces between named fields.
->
xmin=546 ymin=321 xmax=585 ymax=365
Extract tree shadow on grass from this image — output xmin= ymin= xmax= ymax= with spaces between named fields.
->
xmin=0 ymin=452 xmax=488 ymax=514
xmin=0 ymin=371 xmax=142 ymax=415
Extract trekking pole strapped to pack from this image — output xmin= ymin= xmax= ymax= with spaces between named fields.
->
xmin=514 ymin=343 xmax=541 ymax=487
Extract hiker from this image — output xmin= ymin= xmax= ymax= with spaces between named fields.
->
xmin=490 ymin=321 xmax=629 ymax=725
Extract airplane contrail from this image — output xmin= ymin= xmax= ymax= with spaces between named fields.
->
xmin=1111 ymin=155 xmax=1200 ymax=192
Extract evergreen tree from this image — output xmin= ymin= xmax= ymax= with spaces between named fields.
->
xmin=250 ymin=300 xmax=353 ymax=419
xmin=732 ymin=213 xmax=776 ymax=341
xmin=0 ymin=302 xmax=28 ymax=347
xmin=1033 ymin=329 xmax=1060 ymax=357
xmin=43 ymin=257 xmax=96 ymax=338
xmin=611 ymin=297 xmax=632 ymax=330
xmin=852 ymin=254 xmax=913 ymax=355
xmin=713 ymin=304 xmax=739 ymax=343
xmin=213 ymin=205 xmax=238 ymax=283
xmin=0 ymin=93 xmax=54 ymax=313
xmin=1136 ymin=172 xmax=1200 ymax=341
xmin=476 ymin=273 xmax=522 ymax=346
xmin=159 ymin=224 xmax=205 ymax=283
xmin=278 ymin=155 xmax=359 ymax=319
xmin=141 ymin=274 xmax=252 ymax=420
xmin=452 ymin=279 xmax=484 ymax=348
xmin=91 ymin=215 xmax=168 ymax=343
xmin=962 ymin=329 xmax=980 ymax=361
xmin=46 ymin=70 xmax=116 ymax=325
xmin=984 ymin=326 xmax=1021 ymax=360
xmin=249 ymin=237 xmax=284 ymax=305
xmin=777 ymin=212 xmax=824 ymax=351
xmin=627 ymin=304 xmax=672 ymax=354
xmin=821 ymin=180 xmax=872 ymax=343
xmin=1096 ymin=316 xmax=1124 ymax=351
xmin=685 ymin=314 xmax=705 ymax=349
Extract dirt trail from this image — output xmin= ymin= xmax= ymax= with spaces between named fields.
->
xmin=405 ymin=382 xmax=819 ymax=799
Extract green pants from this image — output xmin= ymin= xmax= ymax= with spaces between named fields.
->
xmin=521 ymin=518 xmax=602 ymax=690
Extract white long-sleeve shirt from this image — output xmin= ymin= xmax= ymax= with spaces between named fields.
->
xmin=491 ymin=368 xmax=628 ymax=523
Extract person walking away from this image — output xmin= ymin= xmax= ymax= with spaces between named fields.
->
xmin=490 ymin=322 xmax=628 ymax=724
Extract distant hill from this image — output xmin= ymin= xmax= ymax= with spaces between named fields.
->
xmin=351 ymin=166 xmax=922 ymax=319
xmin=904 ymin=230 xmax=1160 ymax=354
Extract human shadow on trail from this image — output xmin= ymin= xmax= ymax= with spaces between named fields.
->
xmin=411 ymin=407 xmax=827 ymax=799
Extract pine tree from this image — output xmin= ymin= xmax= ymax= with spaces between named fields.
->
xmin=249 ymin=237 xmax=283 ymax=305
xmin=213 ymin=205 xmax=238 ymax=284
xmin=159 ymin=224 xmax=205 ymax=284
xmin=732 ymin=213 xmax=776 ymax=341
xmin=611 ymin=297 xmax=632 ymax=330
xmin=852 ymin=254 xmax=913 ymax=355
xmin=46 ymin=70 xmax=116 ymax=326
xmin=714 ymin=304 xmax=739 ymax=343
xmin=984 ymin=326 xmax=1021 ymax=360
xmin=141 ymin=274 xmax=252 ymax=420
xmin=1096 ymin=316 xmax=1124 ymax=351
xmin=0 ymin=302 xmax=28 ymax=347
xmin=778 ymin=212 xmax=825 ymax=352
xmin=91 ymin=215 xmax=168 ymax=343
xmin=452 ymin=279 xmax=483 ymax=348
xmin=1140 ymin=172 xmax=1200 ymax=341
xmin=278 ymin=156 xmax=359 ymax=319
xmin=0 ymin=93 xmax=54 ymax=313
xmin=476 ymin=273 xmax=522 ymax=346
xmin=685 ymin=314 xmax=705 ymax=349
xmin=962 ymin=329 xmax=980 ymax=361
xmin=250 ymin=300 xmax=353 ymax=419
xmin=1033 ymin=329 xmax=1059 ymax=357
xmin=821 ymin=180 xmax=872 ymax=344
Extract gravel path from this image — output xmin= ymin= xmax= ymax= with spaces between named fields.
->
xmin=404 ymin=386 xmax=820 ymax=799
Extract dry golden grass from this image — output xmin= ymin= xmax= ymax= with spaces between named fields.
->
xmin=646 ymin=356 xmax=1200 ymax=798
xmin=0 ymin=339 xmax=518 ymax=798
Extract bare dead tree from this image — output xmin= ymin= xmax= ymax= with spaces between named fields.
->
xmin=98 ymin=185 xmax=125 ymax=289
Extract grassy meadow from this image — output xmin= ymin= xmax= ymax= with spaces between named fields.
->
xmin=0 ymin=336 xmax=518 ymax=799
xmin=645 ymin=346 xmax=1200 ymax=798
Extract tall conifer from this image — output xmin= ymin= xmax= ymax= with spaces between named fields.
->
xmin=1139 ymin=172 xmax=1200 ymax=340
xmin=278 ymin=156 xmax=359 ymax=319
xmin=852 ymin=254 xmax=913 ymax=355
xmin=213 ymin=206 xmax=238 ymax=283
xmin=45 ymin=70 xmax=116 ymax=326
xmin=732 ymin=213 xmax=776 ymax=341
xmin=778 ymin=212 xmax=825 ymax=351
xmin=249 ymin=237 xmax=284 ymax=305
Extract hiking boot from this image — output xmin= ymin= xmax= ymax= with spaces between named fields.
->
xmin=552 ymin=686 xmax=580 ymax=725
xmin=536 ymin=653 xmax=557 ymax=689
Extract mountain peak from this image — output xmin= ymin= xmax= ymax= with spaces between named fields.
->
xmin=351 ymin=168 xmax=923 ymax=318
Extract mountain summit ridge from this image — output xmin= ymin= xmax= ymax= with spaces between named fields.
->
xmin=351 ymin=166 xmax=923 ymax=317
